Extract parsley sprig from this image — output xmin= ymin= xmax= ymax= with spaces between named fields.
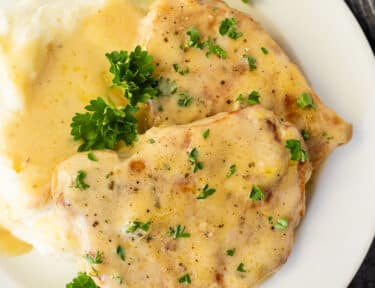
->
xmin=236 ymin=91 xmax=260 ymax=105
xmin=168 ymin=225 xmax=191 ymax=239
xmin=106 ymin=46 xmax=159 ymax=106
xmin=285 ymin=139 xmax=308 ymax=162
xmin=66 ymin=272 xmax=99 ymax=288
xmin=219 ymin=18 xmax=243 ymax=39
xmin=188 ymin=148 xmax=203 ymax=172
xmin=71 ymin=97 xmax=138 ymax=151
xmin=197 ymin=184 xmax=216 ymax=200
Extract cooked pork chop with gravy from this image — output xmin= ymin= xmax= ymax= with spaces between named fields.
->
xmin=139 ymin=0 xmax=352 ymax=167
xmin=52 ymin=106 xmax=311 ymax=287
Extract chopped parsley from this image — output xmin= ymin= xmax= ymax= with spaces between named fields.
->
xmin=75 ymin=170 xmax=90 ymax=190
xmin=219 ymin=18 xmax=243 ymax=39
xmin=168 ymin=225 xmax=191 ymax=239
xmin=173 ymin=63 xmax=190 ymax=75
xmin=116 ymin=246 xmax=126 ymax=261
xmin=226 ymin=248 xmax=236 ymax=256
xmin=296 ymin=93 xmax=316 ymax=109
xmin=197 ymin=184 xmax=216 ymax=200
xmin=204 ymin=37 xmax=227 ymax=59
xmin=237 ymin=263 xmax=247 ymax=272
xmin=148 ymin=138 xmax=156 ymax=144
xmin=71 ymin=97 xmax=138 ymax=151
xmin=185 ymin=26 xmax=202 ymax=48
xmin=178 ymin=273 xmax=192 ymax=284
xmin=268 ymin=216 xmax=273 ymax=224
xmin=126 ymin=221 xmax=151 ymax=233
xmin=301 ymin=129 xmax=310 ymax=141
xmin=188 ymin=148 xmax=203 ymax=173
xmin=227 ymin=164 xmax=236 ymax=178
xmin=261 ymin=47 xmax=269 ymax=55
xmin=158 ymin=77 xmax=178 ymax=95
xmin=202 ymin=129 xmax=210 ymax=139
xmin=243 ymin=54 xmax=257 ymax=71
xmin=106 ymin=46 xmax=159 ymax=106
xmin=236 ymin=90 xmax=260 ymax=105
xmin=285 ymin=139 xmax=308 ymax=162
xmin=242 ymin=0 xmax=250 ymax=3
xmin=85 ymin=251 xmax=103 ymax=265
xmin=273 ymin=217 xmax=289 ymax=230
xmin=178 ymin=93 xmax=193 ymax=107
xmin=87 ymin=152 xmax=98 ymax=162
xmin=249 ymin=185 xmax=265 ymax=201
xmin=66 ymin=272 xmax=99 ymax=288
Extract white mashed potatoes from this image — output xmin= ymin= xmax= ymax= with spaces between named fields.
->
xmin=0 ymin=0 xmax=146 ymax=254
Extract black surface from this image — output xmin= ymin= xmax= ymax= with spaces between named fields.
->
xmin=345 ymin=0 xmax=375 ymax=287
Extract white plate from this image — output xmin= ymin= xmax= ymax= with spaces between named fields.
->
xmin=0 ymin=0 xmax=374 ymax=287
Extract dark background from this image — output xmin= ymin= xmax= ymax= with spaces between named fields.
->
xmin=345 ymin=1 xmax=374 ymax=287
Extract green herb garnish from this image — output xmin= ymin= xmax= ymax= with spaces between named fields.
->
xmin=178 ymin=273 xmax=192 ymax=284
xmin=285 ymin=139 xmax=308 ymax=162
xmin=75 ymin=170 xmax=90 ymax=190
xmin=178 ymin=93 xmax=193 ymax=107
xmin=227 ymin=164 xmax=236 ymax=178
xmin=106 ymin=46 xmax=159 ymax=106
xmin=219 ymin=18 xmax=243 ymax=39
xmin=188 ymin=148 xmax=203 ymax=173
xmin=185 ymin=27 xmax=202 ymax=48
xmin=71 ymin=97 xmax=138 ymax=151
xmin=273 ymin=217 xmax=289 ymax=230
xmin=226 ymin=248 xmax=236 ymax=256
xmin=236 ymin=90 xmax=260 ymax=105
xmin=173 ymin=63 xmax=190 ymax=75
xmin=197 ymin=184 xmax=216 ymax=200
xmin=237 ymin=263 xmax=246 ymax=272
xmin=261 ymin=47 xmax=269 ymax=54
xmin=126 ymin=221 xmax=151 ymax=233
xmin=202 ymin=129 xmax=210 ymax=139
xmin=243 ymin=55 xmax=257 ymax=71
xmin=85 ymin=251 xmax=103 ymax=265
xmin=116 ymin=246 xmax=125 ymax=261
xmin=204 ymin=37 xmax=227 ymax=59
xmin=301 ymin=129 xmax=310 ymax=141
xmin=249 ymin=185 xmax=265 ymax=201
xmin=296 ymin=93 xmax=316 ymax=109
xmin=87 ymin=152 xmax=98 ymax=162
xmin=168 ymin=225 xmax=191 ymax=239
xmin=66 ymin=272 xmax=99 ymax=288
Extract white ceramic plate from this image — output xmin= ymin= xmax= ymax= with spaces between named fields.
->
xmin=0 ymin=0 xmax=374 ymax=287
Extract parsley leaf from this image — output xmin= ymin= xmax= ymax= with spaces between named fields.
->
xmin=261 ymin=47 xmax=269 ymax=55
xmin=71 ymin=97 xmax=138 ymax=151
xmin=188 ymin=148 xmax=203 ymax=173
xmin=197 ymin=184 xmax=216 ymax=200
xmin=173 ymin=63 xmax=190 ymax=75
xmin=249 ymin=185 xmax=265 ymax=201
xmin=85 ymin=251 xmax=103 ymax=265
xmin=106 ymin=46 xmax=159 ymax=106
xmin=301 ymin=129 xmax=310 ymax=141
xmin=219 ymin=18 xmax=243 ymax=40
xmin=178 ymin=273 xmax=192 ymax=284
xmin=273 ymin=217 xmax=289 ymax=230
xmin=126 ymin=221 xmax=151 ymax=233
xmin=296 ymin=93 xmax=316 ymax=109
xmin=285 ymin=139 xmax=308 ymax=162
xmin=87 ymin=152 xmax=98 ymax=162
xmin=237 ymin=263 xmax=247 ymax=272
xmin=236 ymin=91 xmax=260 ymax=105
xmin=168 ymin=225 xmax=191 ymax=239
xmin=227 ymin=164 xmax=236 ymax=178
xmin=116 ymin=246 xmax=125 ymax=261
xmin=178 ymin=93 xmax=193 ymax=107
xmin=243 ymin=55 xmax=257 ymax=71
xmin=202 ymin=129 xmax=210 ymax=139
xmin=204 ymin=37 xmax=227 ymax=59
xmin=75 ymin=170 xmax=90 ymax=190
xmin=66 ymin=272 xmax=99 ymax=288
xmin=226 ymin=248 xmax=236 ymax=256
xmin=185 ymin=27 xmax=202 ymax=48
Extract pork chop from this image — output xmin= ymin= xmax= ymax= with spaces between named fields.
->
xmin=139 ymin=0 xmax=352 ymax=167
xmin=52 ymin=106 xmax=311 ymax=287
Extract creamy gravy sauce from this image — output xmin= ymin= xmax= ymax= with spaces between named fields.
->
xmin=0 ymin=0 xmax=144 ymax=253
xmin=0 ymin=226 xmax=32 ymax=256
